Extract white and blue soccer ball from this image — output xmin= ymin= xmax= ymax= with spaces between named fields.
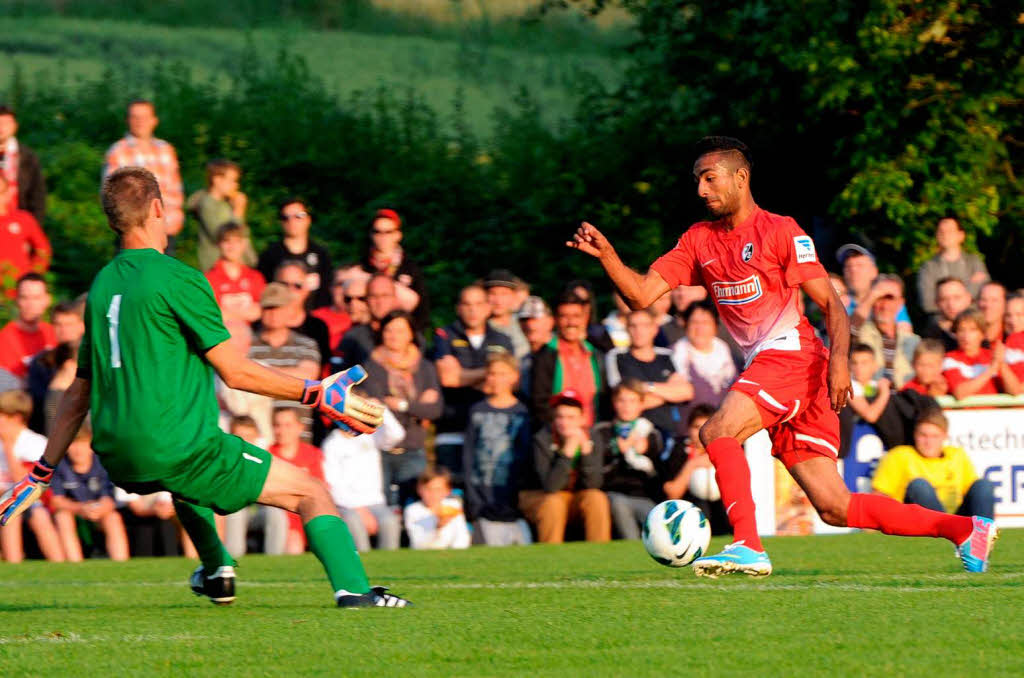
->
xmin=642 ymin=499 xmax=711 ymax=567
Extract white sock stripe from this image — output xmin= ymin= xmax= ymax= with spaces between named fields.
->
xmin=793 ymin=433 xmax=838 ymax=455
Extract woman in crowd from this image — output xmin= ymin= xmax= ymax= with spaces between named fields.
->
xmin=361 ymin=311 xmax=443 ymax=507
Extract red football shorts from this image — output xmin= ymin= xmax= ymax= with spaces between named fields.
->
xmin=729 ymin=338 xmax=840 ymax=469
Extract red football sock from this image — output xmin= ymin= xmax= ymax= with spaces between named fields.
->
xmin=847 ymin=493 xmax=972 ymax=544
xmin=705 ymin=437 xmax=763 ymax=552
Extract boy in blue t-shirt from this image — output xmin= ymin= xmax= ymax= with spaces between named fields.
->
xmin=463 ymin=353 xmax=532 ymax=546
xmin=50 ymin=424 xmax=129 ymax=561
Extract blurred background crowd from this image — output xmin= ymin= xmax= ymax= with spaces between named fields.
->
xmin=1 ymin=97 xmax=1022 ymax=562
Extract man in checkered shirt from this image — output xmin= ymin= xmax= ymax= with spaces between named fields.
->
xmin=103 ymin=100 xmax=184 ymax=254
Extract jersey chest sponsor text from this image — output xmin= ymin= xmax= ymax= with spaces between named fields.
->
xmin=711 ymin=274 xmax=763 ymax=305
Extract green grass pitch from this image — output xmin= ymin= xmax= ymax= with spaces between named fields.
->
xmin=1 ymin=531 xmax=1021 ymax=677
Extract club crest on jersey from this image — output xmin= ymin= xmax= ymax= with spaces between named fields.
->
xmin=794 ymin=235 xmax=817 ymax=263
xmin=711 ymin=274 xmax=763 ymax=305
xmin=741 ymin=242 xmax=754 ymax=262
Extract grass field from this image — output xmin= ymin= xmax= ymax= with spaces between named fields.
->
xmin=1 ymin=531 xmax=1021 ymax=676
xmin=0 ymin=14 xmax=624 ymax=136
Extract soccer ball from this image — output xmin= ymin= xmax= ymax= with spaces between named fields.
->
xmin=642 ymin=500 xmax=711 ymax=567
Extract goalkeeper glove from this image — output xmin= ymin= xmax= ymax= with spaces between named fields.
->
xmin=301 ymin=365 xmax=384 ymax=435
xmin=0 ymin=458 xmax=56 ymax=526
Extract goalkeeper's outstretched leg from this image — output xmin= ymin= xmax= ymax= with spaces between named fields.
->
xmin=257 ymin=456 xmax=411 ymax=608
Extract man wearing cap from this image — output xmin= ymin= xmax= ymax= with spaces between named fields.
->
xmin=248 ymin=283 xmax=321 ymax=440
xmin=916 ymin=217 xmax=990 ymax=319
xmin=430 ymin=284 xmax=513 ymax=483
xmin=361 ymin=209 xmax=430 ymax=330
xmin=518 ymin=390 xmax=611 ymax=543
xmin=257 ymin=197 xmax=333 ymax=309
xmin=517 ymin=295 xmax=554 ymax=399
xmin=484 ymin=269 xmax=530 ymax=359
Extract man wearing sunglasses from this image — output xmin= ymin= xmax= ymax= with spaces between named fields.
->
xmin=258 ymin=197 xmax=333 ymax=309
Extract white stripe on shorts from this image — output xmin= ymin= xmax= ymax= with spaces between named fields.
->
xmin=794 ymin=433 xmax=838 ymax=456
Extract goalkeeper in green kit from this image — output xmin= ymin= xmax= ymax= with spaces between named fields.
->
xmin=0 ymin=167 xmax=410 ymax=608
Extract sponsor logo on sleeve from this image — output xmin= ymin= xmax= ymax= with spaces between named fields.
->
xmin=711 ymin=274 xmax=763 ymax=305
xmin=794 ymin=236 xmax=817 ymax=264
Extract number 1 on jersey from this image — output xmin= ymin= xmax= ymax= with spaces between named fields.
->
xmin=108 ymin=294 xmax=123 ymax=368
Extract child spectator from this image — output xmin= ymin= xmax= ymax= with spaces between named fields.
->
xmin=848 ymin=343 xmax=891 ymax=425
xmin=49 ymin=423 xmax=129 ymax=562
xmin=222 ymin=415 xmax=288 ymax=557
xmin=404 ymin=467 xmax=471 ymax=550
xmin=902 ymin=339 xmax=949 ymax=397
xmin=0 ymin=389 xmax=64 ymax=562
xmin=942 ymin=309 xmax=1018 ymax=399
xmin=661 ymin=404 xmax=729 ymax=535
xmin=463 ymin=353 xmax=532 ymax=546
xmin=188 ymin=159 xmax=255 ymax=271
xmin=1003 ymin=293 xmax=1024 ymax=391
xmin=205 ymin=223 xmax=265 ymax=327
xmin=593 ymin=381 xmax=664 ymax=539
xmin=269 ymin=407 xmax=325 ymax=554
xmin=321 ymin=403 xmax=404 ymax=552
xmin=519 ymin=391 xmax=611 ymax=543
xmin=872 ymin=409 xmax=994 ymax=518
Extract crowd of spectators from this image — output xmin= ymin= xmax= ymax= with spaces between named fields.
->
xmin=1 ymin=99 xmax=1022 ymax=562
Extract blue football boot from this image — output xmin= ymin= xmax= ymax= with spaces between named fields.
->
xmin=957 ymin=516 xmax=998 ymax=573
xmin=692 ymin=542 xmax=773 ymax=578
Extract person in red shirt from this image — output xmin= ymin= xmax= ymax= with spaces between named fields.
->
xmin=268 ymin=406 xmax=326 ymax=554
xmin=0 ymin=273 xmax=56 ymax=382
xmin=1004 ymin=293 xmax=1024 ymax=392
xmin=901 ymin=338 xmax=948 ymax=397
xmin=204 ymin=222 xmax=265 ymax=328
xmin=311 ymin=266 xmax=355 ymax=364
xmin=569 ymin=135 xmax=996 ymax=576
xmin=942 ymin=309 xmax=1019 ymax=399
xmin=0 ymin=173 xmax=50 ymax=297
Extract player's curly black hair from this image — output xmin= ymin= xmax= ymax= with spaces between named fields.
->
xmin=695 ymin=136 xmax=752 ymax=169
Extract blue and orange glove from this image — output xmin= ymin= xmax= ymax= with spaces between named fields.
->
xmin=301 ymin=365 xmax=383 ymax=435
xmin=0 ymin=458 xmax=56 ymax=526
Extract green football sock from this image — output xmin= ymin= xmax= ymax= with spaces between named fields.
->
xmin=173 ymin=499 xmax=234 ymax=571
xmin=305 ymin=515 xmax=370 ymax=594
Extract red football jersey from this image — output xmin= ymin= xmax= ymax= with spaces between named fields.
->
xmin=1006 ymin=332 xmax=1024 ymax=381
xmin=651 ymin=207 xmax=827 ymax=360
xmin=204 ymin=260 xmax=265 ymax=312
xmin=942 ymin=348 xmax=1000 ymax=395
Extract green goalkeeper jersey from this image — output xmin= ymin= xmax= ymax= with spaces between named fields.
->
xmin=78 ymin=248 xmax=231 ymax=481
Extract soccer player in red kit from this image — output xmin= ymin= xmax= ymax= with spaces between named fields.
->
xmin=568 ymin=136 xmax=997 ymax=576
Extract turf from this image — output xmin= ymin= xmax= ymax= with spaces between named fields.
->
xmin=1 ymin=531 xmax=1022 ymax=677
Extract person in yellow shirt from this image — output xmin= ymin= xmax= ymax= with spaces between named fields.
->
xmin=872 ymin=409 xmax=994 ymax=517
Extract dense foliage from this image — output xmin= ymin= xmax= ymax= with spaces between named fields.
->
xmin=2 ymin=0 xmax=1020 ymax=327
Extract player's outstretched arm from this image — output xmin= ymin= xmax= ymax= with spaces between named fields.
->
xmin=205 ymin=341 xmax=383 ymax=434
xmin=801 ymin=276 xmax=853 ymax=412
xmin=566 ymin=221 xmax=670 ymax=309
xmin=0 ymin=377 xmax=91 ymax=525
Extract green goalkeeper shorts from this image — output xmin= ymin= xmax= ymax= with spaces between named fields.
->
xmin=118 ymin=433 xmax=272 ymax=515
